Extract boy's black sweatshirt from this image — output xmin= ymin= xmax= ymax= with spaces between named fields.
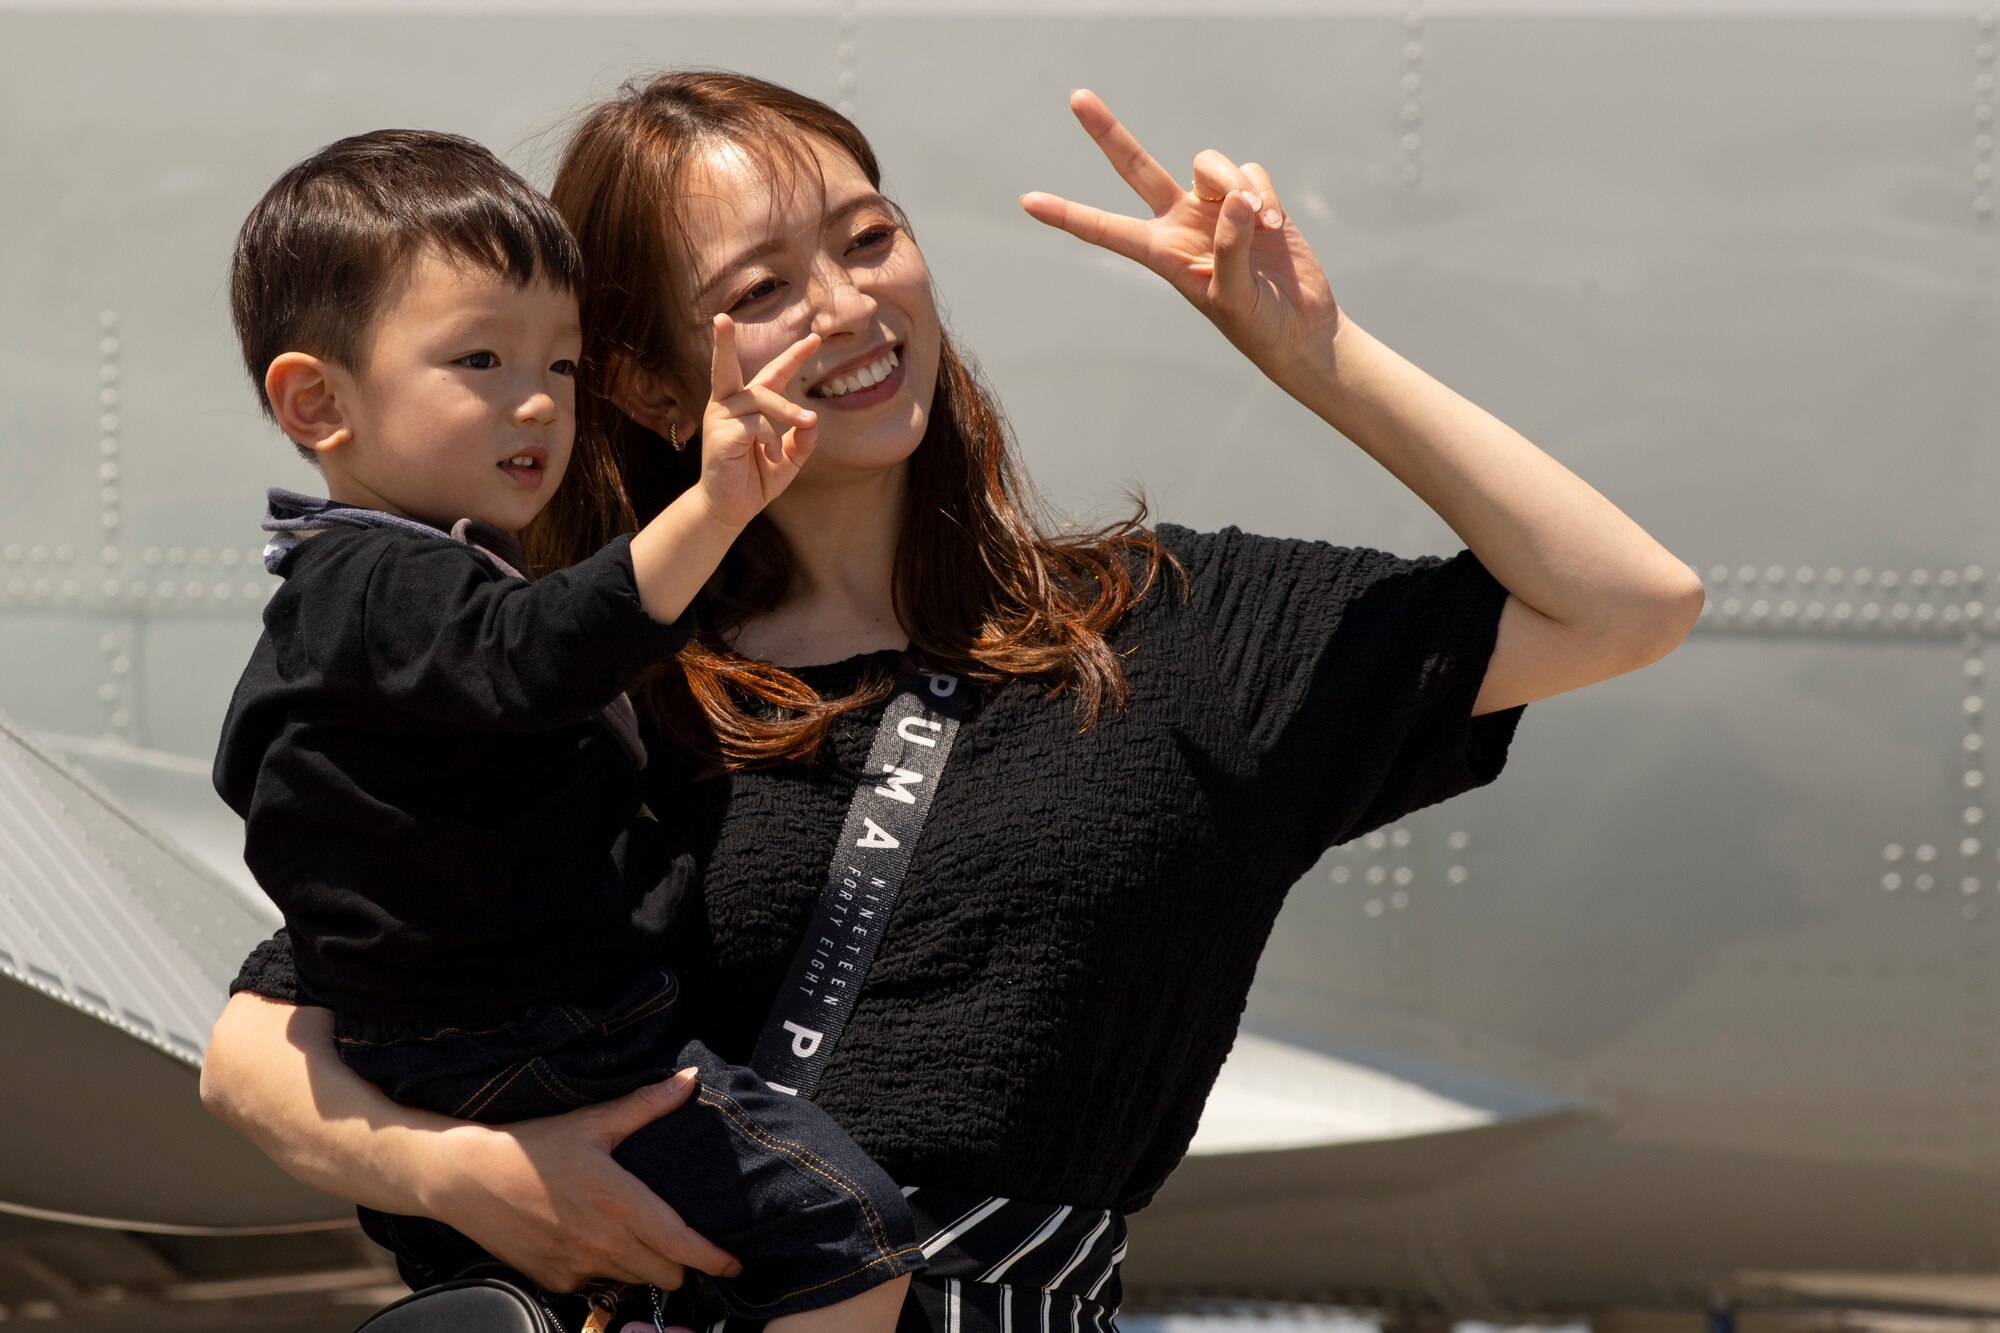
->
xmin=213 ymin=525 xmax=694 ymax=1024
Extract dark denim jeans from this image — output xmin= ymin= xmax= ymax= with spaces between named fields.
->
xmin=335 ymin=969 xmax=923 ymax=1320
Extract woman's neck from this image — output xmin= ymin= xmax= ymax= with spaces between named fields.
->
xmin=728 ymin=461 xmax=910 ymax=668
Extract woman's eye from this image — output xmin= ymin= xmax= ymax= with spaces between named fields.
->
xmin=730 ymin=277 xmax=781 ymax=312
xmin=850 ymin=224 xmax=896 ymax=253
xmin=457 ymin=351 xmax=499 ymax=370
xmin=550 ymin=358 xmax=577 ymax=376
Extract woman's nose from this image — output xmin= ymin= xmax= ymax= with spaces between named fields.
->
xmin=807 ymin=260 xmax=876 ymax=339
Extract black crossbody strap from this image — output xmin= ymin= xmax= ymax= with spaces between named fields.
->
xmin=751 ymin=664 xmax=968 ymax=1098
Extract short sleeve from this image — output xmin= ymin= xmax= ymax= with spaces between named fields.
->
xmin=229 ymin=928 xmax=305 ymax=1003
xmin=1166 ymin=524 xmax=1524 ymax=850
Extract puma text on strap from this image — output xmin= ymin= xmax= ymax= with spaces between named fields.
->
xmin=750 ymin=663 xmax=968 ymax=1099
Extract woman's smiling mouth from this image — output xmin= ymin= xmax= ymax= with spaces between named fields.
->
xmin=808 ymin=346 xmax=901 ymax=404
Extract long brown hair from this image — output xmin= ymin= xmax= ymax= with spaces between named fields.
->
xmin=533 ymin=70 xmax=1172 ymax=769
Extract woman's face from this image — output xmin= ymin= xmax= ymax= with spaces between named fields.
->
xmin=673 ymin=137 xmax=942 ymax=482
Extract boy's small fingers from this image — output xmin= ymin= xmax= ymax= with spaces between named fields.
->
xmin=709 ymin=314 xmax=744 ymax=398
xmin=755 ymin=420 xmax=786 ymax=466
xmin=755 ymin=332 xmax=822 ymax=392
xmin=742 ymin=384 xmax=817 ymax=429
xmin=782 ymin=422 xmax=819 ymax=467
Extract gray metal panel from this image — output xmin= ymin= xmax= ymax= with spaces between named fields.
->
xmin=0 ymin=711 xmax=265 ymax=1063
xmin=0 ymin=713 xmax=338 ymax=1227
xmin=6 ymin=0 xmax=2000 ymax=1308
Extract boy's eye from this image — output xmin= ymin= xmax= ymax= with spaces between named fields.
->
xmin=457 ymin=351 xmax=499 ymax=370
xmin=550 ymin=358 xmax=577 ymax=376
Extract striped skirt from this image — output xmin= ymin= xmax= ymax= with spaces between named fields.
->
xmin=694 ymin=1185 xmax=1129 ymax=1332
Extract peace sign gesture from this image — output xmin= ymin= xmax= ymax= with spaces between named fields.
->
xmin=1021 ymin=90 xmax=1341 ymax=385
xmin=697 ymin=314 xmax=821 ymax=530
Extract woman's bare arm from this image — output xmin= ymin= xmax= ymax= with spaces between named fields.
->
xmin=1283 ymin=320 xmax=1704 ymax=715
xmin=1023 ymin=91 xmax=1704 ymax=716
xmin=200 ymin=991 xmax=741 ymax=1292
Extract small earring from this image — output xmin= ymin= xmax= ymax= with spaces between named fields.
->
xmin=669 ymin=422 xmax=683 ymax=451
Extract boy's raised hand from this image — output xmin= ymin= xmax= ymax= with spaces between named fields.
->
xmin=625 ymin=317 xmax=821 ymax=625
xmin=698 ymin=315 xmax=820 ymax=530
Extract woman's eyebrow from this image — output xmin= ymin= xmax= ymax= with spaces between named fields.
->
xmin=693 ymin=193 xmax=892 ymax=305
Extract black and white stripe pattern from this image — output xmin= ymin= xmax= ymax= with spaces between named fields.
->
xmin=697 ymin=1186 xmax=1127 ymax=1333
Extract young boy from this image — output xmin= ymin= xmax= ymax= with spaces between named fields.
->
xmin=212 ymin=129 xmax=922 ymax=1331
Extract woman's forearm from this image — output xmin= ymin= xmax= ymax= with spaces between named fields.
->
xmin=1288 ymin=319 xmax=1703 ymax=670
xmin=200 ymin=991 xmax=736 ymax=1291
xmin=200 ymin=991 xmax=449 ymax=1215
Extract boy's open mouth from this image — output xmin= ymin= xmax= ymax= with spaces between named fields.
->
xmin=499 ymin=447 xmax=546 ymax=475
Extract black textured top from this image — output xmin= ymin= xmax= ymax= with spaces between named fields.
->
xmin=233 ymin=525 xmax=1522 ymax=1211
xmin=216 ymin=526 xmax=694 ymax=1023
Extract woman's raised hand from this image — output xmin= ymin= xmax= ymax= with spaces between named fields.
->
xmin=1021 ymin=90 xmax=1341 ymax=384
xmin=422 ymin=1070 xmax=743 ymax=1293
xmin=698 ymin=315 xmax=821 ymax=529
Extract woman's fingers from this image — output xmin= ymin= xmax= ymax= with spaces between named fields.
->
xmin=708 ymin=314 xmax=745 ymax=400
xmin=1240 ymin=162 xmax=1286 ymax=230
xmin=616 ymin=1187 xmax=745 ymax=1286
xmin=1207 ymin=190 xmax=1263 ymax=317
xmin=1190 ymin=148 xmax=1251 ymax=206
xmin=1019 ymin=190 xmax=1154 ymax=264
xmin=574 ymin=1074 xmax=745 ymax=1280
xmin=1069 ymin=88 xmax=1184 ymax=217
xmin=579 ymin=1070 xmax=700 ymax=1149
xmin=1194 ymin=149 xmax=1288 ymax=233
xmin=427 ymin=1095 xmax=737 ymax=1293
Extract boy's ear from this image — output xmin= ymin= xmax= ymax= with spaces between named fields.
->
xmin=606 ymin=358 xmax=697 ymax=446
xmin=265 ymin=353 xmax=354 ymax=456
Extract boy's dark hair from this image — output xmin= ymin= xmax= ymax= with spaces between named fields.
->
xmin=230 ymin=129 xmax=584 ymax=461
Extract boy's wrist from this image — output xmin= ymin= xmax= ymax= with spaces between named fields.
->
xmin=629 ymin=488 xmax=752 ymax=625
xmin=681 ymin=485 xmax=754 ymax=541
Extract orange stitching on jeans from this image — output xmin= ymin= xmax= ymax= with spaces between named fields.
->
xmin=599 ymin=976 xmax=679 ymax=1035
xmin=453 ymin=1058 xmax=535 ymax=1119
xmin=693 ymin=1087 xmax=897 ymax=1260
xmin=696 ymin=1089 xmax=889 ymax=1247
xmin=527 ymin=1057 xmax=591 ymax=1108
xmin=722 ymin=1242 xmax=925 ymax=1312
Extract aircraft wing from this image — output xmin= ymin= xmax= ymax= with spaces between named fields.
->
xmin=1124 ymin=1032 xmax=1590 ymax=1300
xmin=0 ymin=712 xmax=347 ymax=1232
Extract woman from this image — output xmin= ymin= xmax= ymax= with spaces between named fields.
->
xmin=201 ymin=71 xmax=1702 ymax=1330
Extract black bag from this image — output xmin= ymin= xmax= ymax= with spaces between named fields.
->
xmin=354 ymin=1273 xmax=567 ymax=1333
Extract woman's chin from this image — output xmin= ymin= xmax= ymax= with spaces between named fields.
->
xmin=797 ymin=423 xmax=927 ymax=480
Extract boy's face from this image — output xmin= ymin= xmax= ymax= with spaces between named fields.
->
xmin=323 ymin=247 xmax=580 ymax=535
